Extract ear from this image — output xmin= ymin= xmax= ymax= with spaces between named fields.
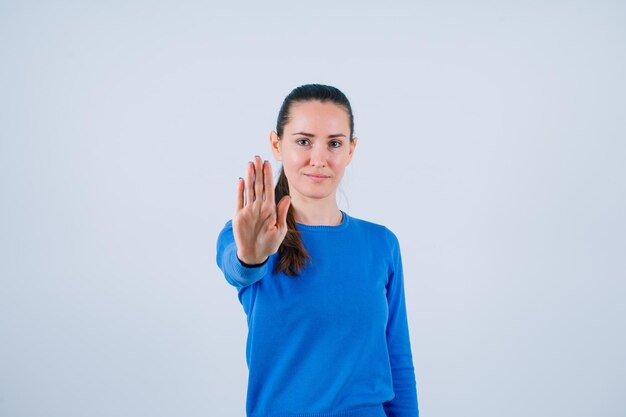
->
xmin=346 ymin=137 xmax=357 ymax=165
xmin=269 ymin=130 xmax=282 ymax=161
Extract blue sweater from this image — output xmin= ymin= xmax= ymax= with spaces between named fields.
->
xmin=215 ymin=210 xmax=419 ymax=417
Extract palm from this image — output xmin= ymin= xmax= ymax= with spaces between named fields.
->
xmin=233 ymin=156 xmax=290 ymax=264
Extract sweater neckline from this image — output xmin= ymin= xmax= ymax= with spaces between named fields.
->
xmin=295 ymin=210 xmax=349 ymax=232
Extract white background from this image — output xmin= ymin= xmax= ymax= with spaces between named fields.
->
xmin=1 ymin=1 xmax=625 ymax=416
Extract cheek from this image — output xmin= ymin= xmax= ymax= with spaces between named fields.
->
xmin=329 ymin=153 xmax=349 ymax=166
xmin=284 ymin=153 xmax=306 ymax=167
xmin=281 ymin=158 xmax=301 ymax=176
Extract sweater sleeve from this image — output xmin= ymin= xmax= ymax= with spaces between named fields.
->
xmin=215 ymin=219 xmax=270 ymax=289
xmin=382 ymin=229 xmax=419 ymax=417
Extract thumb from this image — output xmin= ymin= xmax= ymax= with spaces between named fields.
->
xmin=276 ymin=195 xmax=291 ymax=231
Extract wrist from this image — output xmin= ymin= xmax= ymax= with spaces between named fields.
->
xmin=236 ymin=250 xmax=268 ymax=266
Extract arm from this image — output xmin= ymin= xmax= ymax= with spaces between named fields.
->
xmin=216 ymin=156 xmax=290 ymax=289
xmin=382 ymin=230 xmax=419 ymax=417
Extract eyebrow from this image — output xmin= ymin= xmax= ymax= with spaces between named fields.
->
xmin=291 ymin=132 xmax=347 ymax=138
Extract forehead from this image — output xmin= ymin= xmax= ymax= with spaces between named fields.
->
xmin=285 ymin=100 xmax=350 ymax=134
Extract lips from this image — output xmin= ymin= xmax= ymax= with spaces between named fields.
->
xmin=304 ymin=173 xmax=331 ymax=183
xmin=304 ymin=174 xmax=330 ymax=181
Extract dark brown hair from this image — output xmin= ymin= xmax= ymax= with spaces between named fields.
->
xmin=273 ymin=84 xmax=355 ymax=276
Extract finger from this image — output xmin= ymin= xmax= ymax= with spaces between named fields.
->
xmin=253 ymin=155 xmax=263 ymax=206
xmin=236 ymin=177 xmax=244 ymax=211
xmin=276 ymin=195 xmax=291 ymax=230
xmin=245 ymin=160 xmax=254 ymax=206
xmin=263 ymin=160 xmax=275 ymax=204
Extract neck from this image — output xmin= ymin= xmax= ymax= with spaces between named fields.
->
xmin=289 ymin=195 xmax=342 ymax=226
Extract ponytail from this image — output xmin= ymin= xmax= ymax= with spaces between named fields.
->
xmin=273 ymin=167 xmax=312 ymax=276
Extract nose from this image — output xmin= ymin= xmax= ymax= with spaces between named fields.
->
xmin=310 ymin=143 xmax=327 ymax=167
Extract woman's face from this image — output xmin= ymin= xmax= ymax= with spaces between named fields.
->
xmin=270 ymin=100 xmax=357 ymax=203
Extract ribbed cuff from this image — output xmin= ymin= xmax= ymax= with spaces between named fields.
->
xmin=223 ymin=244 xmax=269 ymax=288
xmin=237 ymin=254 xmax=269 ymax=268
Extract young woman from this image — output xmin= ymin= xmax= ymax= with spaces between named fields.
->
xmin=216 ymin=84 xmax=419 ymax=417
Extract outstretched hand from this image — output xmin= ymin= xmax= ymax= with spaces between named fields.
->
xmin=233 ymin=155 xmax=291 ymax=265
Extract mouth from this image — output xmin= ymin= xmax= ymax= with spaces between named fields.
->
xmin=304 ymin=173 xmax=331 ymax=182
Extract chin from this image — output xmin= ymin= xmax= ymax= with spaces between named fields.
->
xmin=296 ymin=187 xmax=334 ymax=200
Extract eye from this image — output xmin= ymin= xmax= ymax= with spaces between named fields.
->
xmin=296 ymin=139 xmax=310 ymax=146
xmin=330 ymin=140 xmax=342 ymax=148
